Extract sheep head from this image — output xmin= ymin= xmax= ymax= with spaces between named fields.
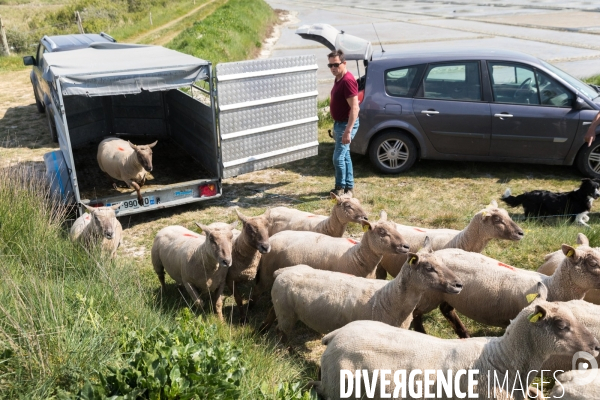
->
xmin=360 ymin=214 xmax=409 ymax=255
xmin=403 ymin=244 xmax=463 ymax=295
xmin=83 ymin=203 xmax=120 ymax=240
xmin=129 ymin=140 xmax=157 ymax=172
xmin=477 ymin=200 xmax=524 ymax=241
xmin=515 ymin=301 xmax=599 ymax=359
xmin=330 ymin=192 xmax=368 ymax=224
xmin=559 ymin=242 xmax=600 ymax=291
xmin=235 ymin=208 xmax=271 ymax=254
xmin=195 ymin=221 xmax=236 ymax=268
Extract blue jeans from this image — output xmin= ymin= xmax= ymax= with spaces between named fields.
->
xmin=333 ymin=119 xmax=359 ymax=189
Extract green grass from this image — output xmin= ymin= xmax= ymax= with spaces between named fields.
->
xmin=584 ymin=75 xmax=600 ymax=86
xmin=0 ymin=55 xmax=28 ymax=71
xmin=166 ymin=0 xmax=277 ymax=65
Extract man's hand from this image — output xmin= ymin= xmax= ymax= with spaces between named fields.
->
xmin=586 ymin=133 xmax=595 ymax=147
xmin=342 ymin=131 xmax=351 ymax=144
xmin=585 ymin=111 xmax=600 ymax=147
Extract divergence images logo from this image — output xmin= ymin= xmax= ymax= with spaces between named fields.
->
xmin=571 ymin=351 xmax=599 ymax=385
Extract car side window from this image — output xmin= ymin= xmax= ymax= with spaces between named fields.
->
xmin=384 ymin=65 xmax=424 ymax=97
xmin=488 ymin=63 xmax=540 ymax=105
xmin=535 ymin=70 xmax=574 ymax=107
xmin=419 ymin=62 xmax=481 ymax=101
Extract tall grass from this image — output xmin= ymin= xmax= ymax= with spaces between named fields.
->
xmin=0 ymin=165 xmax=311 ymax=398
xmin=167 ymin=0 xmax=277 ymax=65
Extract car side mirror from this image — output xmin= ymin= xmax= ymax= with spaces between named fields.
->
xmin=574 ymin=96 xmax=593 ymax=110
xmin=23 ymin=56 xmax=35 ymax=66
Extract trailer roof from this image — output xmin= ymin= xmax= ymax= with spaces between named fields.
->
xmin=43 ymin=43 xmax=211 ymax=97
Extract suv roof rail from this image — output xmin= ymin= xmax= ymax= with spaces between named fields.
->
xmin=99 ymin=32 xmax=117 ymax=43
xmin=42 ymin=35 xmax=58 ymax=50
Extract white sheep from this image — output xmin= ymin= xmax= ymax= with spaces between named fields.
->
xmin=260 ymin=238 xmax=463 ymax=339
xmin=538 ymin=233 xmax=600 ymax=304
xmin=413 ymin=243 xmax=600 ymax=338
xmin=151 ymin=221 xmax=237 ymax=321
xmin=226 ymin=208 xmax=271 ymax=322
xmin=69 ymin=203 xmax=122 ymax=258
xmin=97 ymin=137 xmax=157 ymax=204
xmin=251 ymin=211 xmax=410 ymax=302
xmin=378 ymin=200 xmax=524 ymax=278
xmin=268 ymin=192 xmax=368 ymax=237
xmin=546 ymin=370 xmax=600 ymax=399
xmin=314 ymin=299 xmax=600 ymax=400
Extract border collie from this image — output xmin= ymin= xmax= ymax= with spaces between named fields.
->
xmin=501 ymin=178 xmax=600 ymax=227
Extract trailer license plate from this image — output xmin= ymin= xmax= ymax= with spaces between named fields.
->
xmin=113 ymin=196 xmax=156 ymax=210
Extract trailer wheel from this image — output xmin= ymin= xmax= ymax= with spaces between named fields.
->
xmin=46 ymin=110 xmax=58 ymax=143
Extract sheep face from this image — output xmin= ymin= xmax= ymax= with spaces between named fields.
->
xmin=128 ymin=140 xmax=157 ymax=172
xmin=361 ymin=218 xmax=410 ymax=255
xmin=520 ymin=302 xmax=599 ymax=359
xmin=236 ymin=208 xmax=272 ymax=254
xmin=83 ymin=203 xmax=120 ymax=240
xmin=561 ymin=244 xmax=600 ymax=290
xmin=196 ymin=222 xmax=235 ymax=268
xmin=330 ymin=192 xmax=368 ymax=224
xmin=478 ymin=200 xmax=524 ymax=241
xmin=405 ymin=251 xmax=463 ymax=295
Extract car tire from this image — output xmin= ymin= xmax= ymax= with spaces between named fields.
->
xmin=46 ymin=109 xmax=58 ymax=143
xmin=368 ymin=130 xmax=417 ymax=174
xmin=33 ymin=87 xmax=45 ymax=113
xmin=576 ymin=138 xmax=600 ymax=179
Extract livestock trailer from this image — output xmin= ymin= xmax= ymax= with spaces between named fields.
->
xmin=41 ymin=43 xmax=319 ymax=216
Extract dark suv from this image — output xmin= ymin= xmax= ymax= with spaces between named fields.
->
xmin=23 ymin=33 xmax=116 ymax=142
xmin=296 ymin=24 xmax=600 ymax=178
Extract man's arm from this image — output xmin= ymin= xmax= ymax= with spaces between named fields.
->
xmin=342 ymin=95 xmax=359 ymax=144
xmin=585 ymin=111 xmax=600 ymax=147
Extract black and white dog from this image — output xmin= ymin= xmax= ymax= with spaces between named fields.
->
xmin=501 ymin=178 xmax=600 ymax=227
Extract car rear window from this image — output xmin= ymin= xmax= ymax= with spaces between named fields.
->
xmin=384 ymin=64 xmax=425 ymax=97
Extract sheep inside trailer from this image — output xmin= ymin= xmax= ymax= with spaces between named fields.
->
xmin=41 ymin=43 xmax=319 ymax=217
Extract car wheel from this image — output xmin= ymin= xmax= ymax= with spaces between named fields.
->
xmin=46 ymin=109 xmax=58 ymax=143
xmin=33 ymin=88 xmax=45 ymax=113
xmin=368 ymin=130 xmax=417 ymax=174
xmin=576 ymin=139 xmax=600 ymax=179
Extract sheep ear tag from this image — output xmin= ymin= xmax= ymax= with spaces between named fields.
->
xmin=528 ymin=312 xmax=543 ymax=323
xmin=482 ymin=211 xmax=490 ymax=217
xmin=408 ymin=256 xmax=417 ymax=265
xmin=362 ymin=224 xmax=369 ymax=232
xmin=331 ymin=198 xmax=337 ymax=204
xmin=567 ymin=249 xmax=574 ymax=257
xmin=526 ymin=293 xmax=539 ymax=304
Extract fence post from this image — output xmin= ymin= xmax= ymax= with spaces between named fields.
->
xmin=0 ymin=15 xmax=9 ymax=56
xmin=149 ymin=12 xmax=152 ymax=25
xmin=75 ymin=11 xmax=84 ymax=34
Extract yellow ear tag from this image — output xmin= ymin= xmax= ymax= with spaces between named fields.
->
xmin=409 ymin=256 xmax=417 ymax=265
xmin=528 ymin=312 xmax=543 ymax=323
xmin=567 ymin=249 xmax=574 ymax=257
xmin=362 ymin=224 xmax=369 ymax=232
xmin=526 ymin=293 xmax=539 ymax=304
xmin=331 ymin=198 xmax=337 ymax=204
xmin=482 ymin=211 xmax=490 ymax=217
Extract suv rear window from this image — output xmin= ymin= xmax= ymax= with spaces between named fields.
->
xmin=384 ymin=65 xmax=425 ymax=98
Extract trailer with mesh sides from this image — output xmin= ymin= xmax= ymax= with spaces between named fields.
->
xmin=41 ymin=43 xmax=318 ymax=216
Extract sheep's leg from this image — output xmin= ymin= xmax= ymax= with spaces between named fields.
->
xmin=411 ymin=313 xmax=427 ymax=334
xmin=258 ymin=306 xmax=277 ymax=333
xmin=439 ymin=302 xmax=470 ymax=339
xmin=375 ymin=265 xmax=388 ymax=280
xmin=226 ymin=277 xmax=247 ymax=323
xmin=212 ymin=283 xmax=226 ymax=322
xmin=183 ymin=281 xmax=204 ymax=309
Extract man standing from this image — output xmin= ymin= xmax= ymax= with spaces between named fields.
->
xmin=328 ymin=49 xmax=359 ymax=196
xmin=584 ymin=110 xmax=600 ymax=147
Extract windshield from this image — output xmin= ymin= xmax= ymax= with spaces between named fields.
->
xmin=541 ymin=60 xmax=599 ymax=100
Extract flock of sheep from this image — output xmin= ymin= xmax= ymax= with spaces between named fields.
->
xmin=67 ymin=143 xmax=600 ymax=399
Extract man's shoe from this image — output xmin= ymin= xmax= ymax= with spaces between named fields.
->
xmin=330 ymin=187 xmax=344 ymax=196
xmin=344 ymin=188 xmax=353 ymax=197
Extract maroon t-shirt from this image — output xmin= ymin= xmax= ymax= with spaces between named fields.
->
xmin=330 ymin=70 xmax=358 ymax=122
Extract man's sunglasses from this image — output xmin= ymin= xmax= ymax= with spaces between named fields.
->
xmin=327 ymin=62 xmax=343 ymax=68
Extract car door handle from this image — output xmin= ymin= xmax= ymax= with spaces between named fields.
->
xmin=494 ymin=113 xmax=513 ymax=118
xmin=421 ymin=110 xmax=439 ymax=115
